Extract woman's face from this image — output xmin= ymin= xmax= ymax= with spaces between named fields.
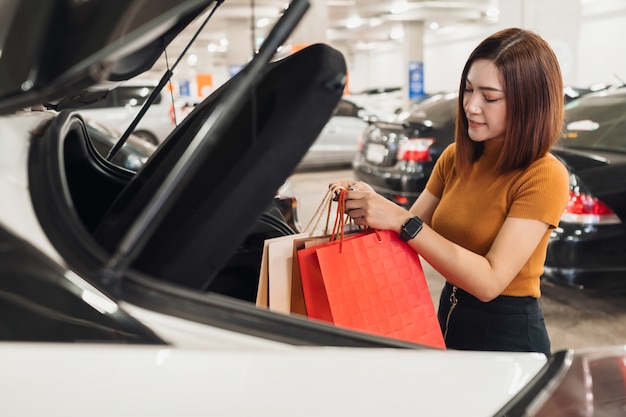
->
xmin=463 ymin=59 xmax=507 ymax=143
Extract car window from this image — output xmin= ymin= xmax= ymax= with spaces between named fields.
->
xmin=560 ymin=93 xmax=626 ymax=152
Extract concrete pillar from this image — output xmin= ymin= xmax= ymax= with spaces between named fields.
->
xmin=497 ymin=0 xmax=581 ymax=85
xmin=403 ymin=21 xmax=425 ymax=107
xmin=226 ymin=18 xmax=255 ymax=69
xmin=289 ymin=0 xmax=329 ymax=47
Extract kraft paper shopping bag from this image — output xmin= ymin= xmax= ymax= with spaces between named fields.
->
xmin=256 ymin=232 xmax=310 ymax=314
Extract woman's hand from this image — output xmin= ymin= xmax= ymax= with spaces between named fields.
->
xmin=340 ymin=181 xmax=411 ymax=232
xmin=328 ymin=179 xmax=358 ymax=195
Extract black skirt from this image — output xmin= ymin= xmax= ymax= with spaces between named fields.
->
xmin=437 ymin=282 xmax=551 ymax=357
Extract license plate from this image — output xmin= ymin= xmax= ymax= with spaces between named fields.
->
xmin=366 ymin=143 xmax=386 ymax=163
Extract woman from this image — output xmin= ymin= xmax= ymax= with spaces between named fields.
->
xmin=330 ymin=28 xmax=569 ymax=356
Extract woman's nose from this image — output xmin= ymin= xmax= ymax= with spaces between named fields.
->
xmin=465 ymin=98 xmax=480 ymax=114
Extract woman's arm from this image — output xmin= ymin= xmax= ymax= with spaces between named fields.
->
xmin=406 ymin=216 xmax=549 ymax=301
xmin=341 ymin=185 xmax=549 ymax=302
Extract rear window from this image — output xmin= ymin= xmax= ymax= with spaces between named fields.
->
xmin=400 ymin=92 xmax=457 ymax=126
xmin=559 ymin=92 xmax=626 ymax=153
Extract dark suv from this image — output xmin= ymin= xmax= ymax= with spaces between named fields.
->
xmin=352 ymin=92 xmax=457 ymax=208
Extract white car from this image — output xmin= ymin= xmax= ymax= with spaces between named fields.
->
xmin=0 ymin=1 xmax=624 ymax=416
xmin=298 ymin=98 xmax=374 ymax=169
xmin=60 ymin=79 xmax=177 ymax=145
xmin=346 ymin=86 xmax=406 ymax=119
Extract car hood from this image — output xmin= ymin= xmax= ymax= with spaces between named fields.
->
xmin=0 ymin=0 xmax=214 ymax=114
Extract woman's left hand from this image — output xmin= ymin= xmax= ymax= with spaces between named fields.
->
xmin=343 ymin=182 xmax=411 ymax=232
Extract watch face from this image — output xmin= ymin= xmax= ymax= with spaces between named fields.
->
xmin=401 ymin=217 xmax=423 ymax=241
xmin=404 ymin=218 xmax=422 ymax=235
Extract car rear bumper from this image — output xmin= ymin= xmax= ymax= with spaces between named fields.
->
xmin=543 ymin=222 xmax=626 ymax=292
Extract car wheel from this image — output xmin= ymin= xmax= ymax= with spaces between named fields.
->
xmin=133 ymin=130 xmax=159 ymax=145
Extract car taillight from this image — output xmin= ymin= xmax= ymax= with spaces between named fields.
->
xmin=393 ymin=195 xmax=409 ymax=206
xmin=560 ymin=191 xmax=621 ymax=225
xmin=397 ymin=138 xmax=434 ymax=162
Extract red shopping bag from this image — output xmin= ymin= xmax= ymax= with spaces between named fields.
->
xmin=296 ymin=232 xmax=363 ymax=322
xmin=297 ymin=189 xmax=445 ymax=348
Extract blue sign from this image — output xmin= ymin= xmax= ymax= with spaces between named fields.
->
xmin=178 ymin=80 xmax=190 ymax=97
xmin=229 ymin=64 xmax=245 ymax=77
xmin=408 ymin=61 xmax=424 ymax=100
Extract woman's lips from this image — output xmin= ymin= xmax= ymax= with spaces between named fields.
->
xmin=468 ymin=119 xmax=485 ymax=128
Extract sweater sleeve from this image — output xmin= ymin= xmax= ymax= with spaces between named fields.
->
xmin=509 ymin=153 xmax=569 ymax=228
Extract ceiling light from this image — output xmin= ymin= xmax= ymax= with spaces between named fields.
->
xmin=355 ymin=41 xmax=375 ymax=50
xmin=429 ymin=22 xmax=439 ymax=30
xmin=327 ymin=0 xmax=355 ymax=5
xmin=486 ymin=8 xmax=499 ymax=17
xmin=186 ymin=54 xmax=198 ymax=65
xmin=257 ymin=17 xmax=270 ymax=28
xmin=390 ymin=1 xmax=409 ymax=15
xmin=346 ymin=15 xmax=362 ymax=29
xmin=368 ymin=17 xmax=383 ymax=27
xmin=390 ymin=27 xmax=404 ymax=40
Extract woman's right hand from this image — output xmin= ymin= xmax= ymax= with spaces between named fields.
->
xmin=328 ymin=180 xmax=409 ymax=232
xmin=329 ymin=179 xmax=376 ymax=201
xmin=328 ymin=179 xmax=357 ymax=194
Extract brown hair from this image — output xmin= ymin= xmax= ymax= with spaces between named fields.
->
xmin=454 ymin=28 xmax=564 ymax=174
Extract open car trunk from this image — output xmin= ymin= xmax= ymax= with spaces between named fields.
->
xmin=5 ymin=0 xmax=425 ymax=348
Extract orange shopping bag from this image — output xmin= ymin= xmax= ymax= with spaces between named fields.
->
xmin=297 ymin=189 xmax=445 ymax=348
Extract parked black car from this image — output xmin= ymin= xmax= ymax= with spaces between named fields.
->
xmin=543 ymin=88 xmax=626 ymax=292
xmin=352 ymin=92 xmax=457 ymax=208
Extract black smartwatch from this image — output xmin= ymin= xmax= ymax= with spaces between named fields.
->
xmin=399 ymin=216 xmax=423 ymax=242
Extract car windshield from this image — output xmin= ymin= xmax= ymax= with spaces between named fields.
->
xmin=559 ymin=91 xmax=626 ymax=153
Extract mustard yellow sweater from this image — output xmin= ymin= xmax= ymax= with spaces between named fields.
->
xmin=426 ymin=142 xmax=569 ymax=298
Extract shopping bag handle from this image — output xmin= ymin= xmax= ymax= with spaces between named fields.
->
xmin=332 ymin=188 xmax=380 ymax=252
xmin=303 ymin=188 xmax=335 ymax=236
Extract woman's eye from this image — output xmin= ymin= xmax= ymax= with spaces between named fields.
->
xmin=464 ymin=87 xmax=474 ymax=94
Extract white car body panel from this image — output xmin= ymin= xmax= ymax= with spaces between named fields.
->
xmin=78 ymin=80 xmax=175 ymax=144
xmin=0 ymin=342 xmax=546 ymax=417
xmin=119 ymin=302 xmax=297 ymax=350
xmin=0 ymin=111 xmax=64 ymax=265
xmin=300 ymin=113 xmax=367 ymax=167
